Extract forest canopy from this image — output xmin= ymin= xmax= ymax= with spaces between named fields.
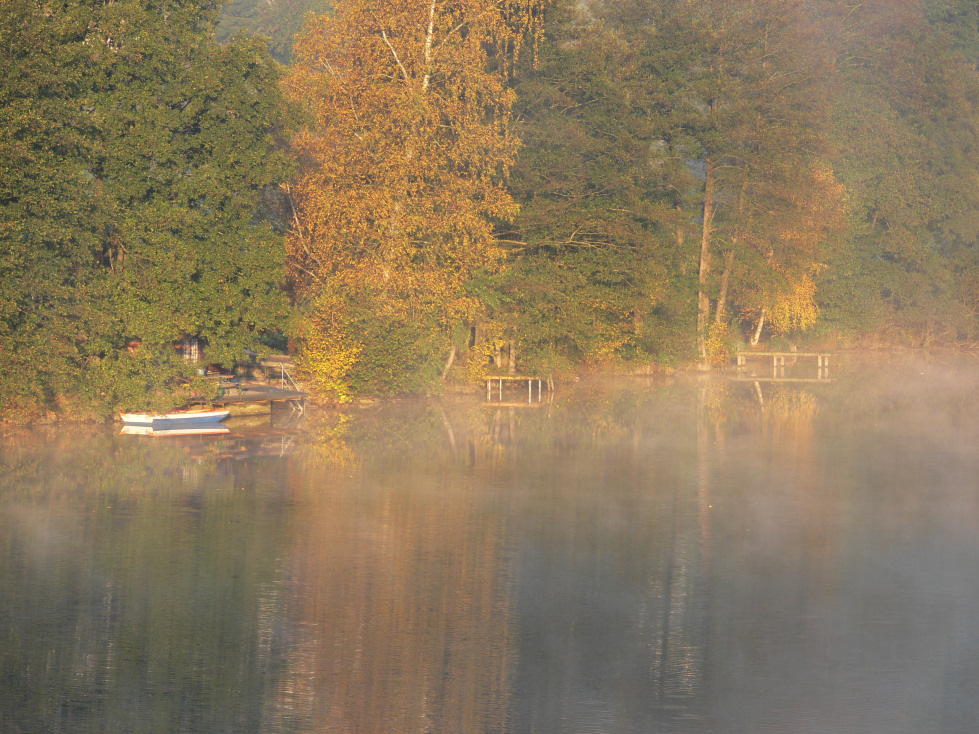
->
xmin=0 ymin=0 xmax=292 ymax=419
xmin=2 ymin=0 xmax=979 ymax=418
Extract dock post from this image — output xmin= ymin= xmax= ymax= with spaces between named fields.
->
xmin=487 ymin=379 xmax=491 ymax=402
xmin=817 ymin=354 xmax=829 ymax=380
xmin=528 ymin=379 xmax=532 ymax=404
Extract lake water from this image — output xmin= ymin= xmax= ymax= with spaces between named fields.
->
xmin=3 ymin=354 xmax=979 ymax=733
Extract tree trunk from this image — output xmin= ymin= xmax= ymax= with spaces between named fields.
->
xmin=508 ymin=340 xmax=517 ymax=374
xmin=751 ymin=309 xmax=766 ymax=346
xmin=440 ymin=345 xmax=456 ymax=381
xmin=697 ymin=156 xmax=717 ymax=362
xmin=717 ymin=181 xmax=746 ymax=324
xmin=422 ymin=0 xmax=436 ymax=90
xmin=676 ymin=205 xmax=685 ymax=276
xmin=715 ymin=247 xmax=735 ymax=324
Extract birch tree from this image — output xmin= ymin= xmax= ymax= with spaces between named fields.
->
xmin=287 ymin=0 xmax=546 ymax=398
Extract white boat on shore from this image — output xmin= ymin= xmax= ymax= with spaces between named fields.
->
xmin=120 ymin=409 xmax=230 ymax=427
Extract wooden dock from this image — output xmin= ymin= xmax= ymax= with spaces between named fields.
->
xmin=486 ymin=375 xmax=548 ymax=404
xmin=735 ymin=351 xmax=832 ymax=368
xmin=731 ymin=377 xmax=833 ymax=384
xmin=211 ymin=382 xmax=307 ymax=408
xmin=735 ymin=351 xmax=833 ymax=380
xmin=210 ymin=356 xmax=307 ymax=413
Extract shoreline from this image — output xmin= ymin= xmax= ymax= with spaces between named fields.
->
xmin=5 ymin=345 xmax=979 ymax=430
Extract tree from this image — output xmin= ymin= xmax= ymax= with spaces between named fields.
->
xmin=923 ymin=0 xmax=979 ymax=64
xmin=0 ymin=0 xmax=97 ymax=415
xmin=817 ymin=0 xmax=979 ymax=343
xmin=0 ymin=0 xmax=292 ymax=419
xmin=499 ymin=1 xmax=694 ymax=371
xmin=286 ymin=0 xmax=547 ymax=398
xmin=217 ymin=0 xmax=335 ymax=63
xmin=617 ymin=0 xmax=844 ymax=360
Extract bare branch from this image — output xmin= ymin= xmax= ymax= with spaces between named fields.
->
xmin=380 ymin=28 xmax=411 ymax=84
xmin=283 ymin=183 xmax=329 ymax=276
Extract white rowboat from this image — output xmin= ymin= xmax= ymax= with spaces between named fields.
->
xmin=120 ymin=409 xmax=230 ymax=427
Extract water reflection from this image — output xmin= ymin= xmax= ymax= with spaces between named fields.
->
xmin=0 ymin=429 xmax=296 ymax=732
xmin=265 ymin=465 xmax=513 ymax=733
xmin=4 ymin=357 xmax=979 ymax=732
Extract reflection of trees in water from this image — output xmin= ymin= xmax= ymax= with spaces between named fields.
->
xmin=287 ymin=381 xmax=719 ymax=729
xmin=0 ymin=429 xmax=294 ymax=732
xmin=276 ymin=378 xmax=877 ymax=731
xmin=264 ymin=468 xmax=513 ymax=732
xmin=294 ymin=412 xmax=360 ymax=470
xmin=15 ymin=368 xmax=979 ymax=730
xmin=699 ymin=378 xmax=852 ymax=733
xmin=495 ymin=384 xmax=712 ymax=731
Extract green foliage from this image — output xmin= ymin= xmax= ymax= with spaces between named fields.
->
xmin=636 ymin=0 xmax=842 ymax=351
xmin=817 ymin=0 xmax=979 ymax=344
xmin=499 ymin=1 xmax=694 ymax=370
xmin=7 ymin=0 xmax=979 ymax=414
xmin=297 ymin=283 xmax=450 ymax=400
xmin=924 ymin=0 xmax=979 ymax=64
xmin=0 ymin=0 xmax=293 ymax=420
xmin=0 ymin=0 xmax=97 ymax=417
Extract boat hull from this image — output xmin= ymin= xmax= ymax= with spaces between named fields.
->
xmin=120 ymin=409 xmax=230 ymax=427
xmin=121 ymin=423 xmax=230 ymax=437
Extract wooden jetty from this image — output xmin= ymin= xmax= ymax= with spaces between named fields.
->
xmin=731 ymin=376 xmax=833 ymax=384
xmin=209 ymin=355 xmax=307 ymax=413
xmin=735 ymin=351 xmax=833 ymax=380
xmin=486 ymin=375 xmax=548 ymax=404
xmin=735 ymin=351 xmax=832 ymax=368
xmin=211 ymin=382 xmax=307 ymax=409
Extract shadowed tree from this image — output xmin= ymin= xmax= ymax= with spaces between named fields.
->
xmin=498 ymin=0 xmax=693 ymax=372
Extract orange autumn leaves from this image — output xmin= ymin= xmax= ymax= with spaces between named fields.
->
xmin=285 ymin=0 xmax=546 ymax=398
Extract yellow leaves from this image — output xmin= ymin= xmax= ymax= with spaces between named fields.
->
xmin=286 ymin=0 xmax=534 ymax=282
xmin=284 ymin=0 xmax=550 ymax=397
xmin=735 ymin=161 xmax=842 ymax=341
xmin=704 ymin=319 xmax=731 ymax=366
xmin=769 ymin=273 xmax=820 ymax=335
xmin=584 ymin=335 xmax=630 ymax=366
xmin=775 ymin=163 xmax=847 ymax=259
xmin=297 ymin=296 xmax=364 ymax=404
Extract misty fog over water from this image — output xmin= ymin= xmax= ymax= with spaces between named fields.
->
xmin=3 ymin=353 xmax=979 ymax=733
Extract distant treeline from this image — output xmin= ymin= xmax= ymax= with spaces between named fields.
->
xmin=216 ymin=0 xmax=334 ymax=63
xmin=2 ymin=0 xmax=979 ymax=418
